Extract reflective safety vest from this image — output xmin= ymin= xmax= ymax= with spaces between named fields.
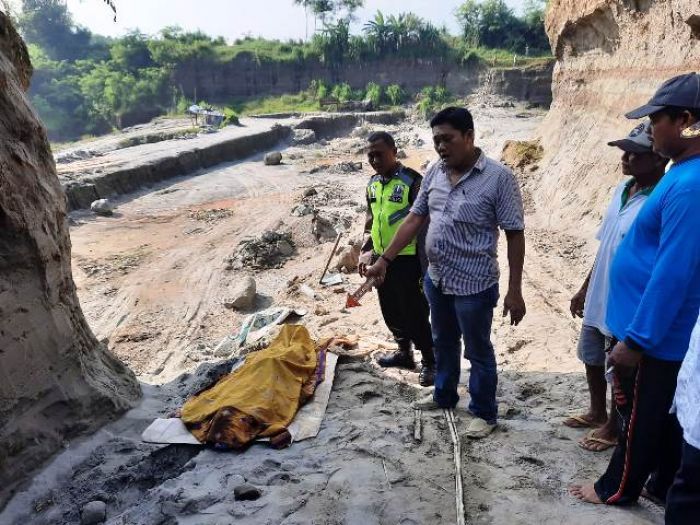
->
xmin=367 ymin=168 xmax=417 ymax=256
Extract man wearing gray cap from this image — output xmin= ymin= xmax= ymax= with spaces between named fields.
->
xmin=565 ymin=121 xmax=667 ymax=453
xmin=571 ymin=72 xmax=700 ymax=508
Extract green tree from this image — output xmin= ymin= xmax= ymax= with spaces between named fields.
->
xmin=80 ymin=63 xmax=168 ymax=129
xmin=364 ymin=11 xmax=390 ymax=54
xmin=110 ymin=31 xmax=154 ymax=71
xmin=522 ymin=0 xmax=550 ymax=52
xmin=148 ymin=27 xmax=217 ymax=67
xmin=364 ymin=10 xmax=451 ymax=60
xmin=455 ymin=0 xmax=482 ymax=47
xmin=294 ymin=0 xmax=363 ymax=31
xmin=19 ymin=0 xmax=93 ymax=60
xmin=478 ymin=0 xmax=519 ymax=49
xmin=456 ymin=0 xmax=550 ymax=53
xmin=26 ymin=43 xmax=101 ymax=139
xmin=312 ymin=18 xmax=351 ymax=65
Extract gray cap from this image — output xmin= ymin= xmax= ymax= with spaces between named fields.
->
xmin=626 ymin=73 xmax=700 ymax=119
xmin=608 ymin=121 xmax=653 ymax=153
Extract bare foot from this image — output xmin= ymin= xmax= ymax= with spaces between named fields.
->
xmin=570 ymin=483 xmax=603 ymax=504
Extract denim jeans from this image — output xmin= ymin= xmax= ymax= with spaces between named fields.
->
xmin=424 ymin=273 xmax=499 ymax=424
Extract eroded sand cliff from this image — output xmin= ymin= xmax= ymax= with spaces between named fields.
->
xmin=533 ymin=0 xmax=699 ymax=235
xmin=0 ymin=12 xmax=141 ymax=506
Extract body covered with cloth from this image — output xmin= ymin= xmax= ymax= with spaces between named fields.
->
xmin=181 ymin=325 xmax=325 ymax=448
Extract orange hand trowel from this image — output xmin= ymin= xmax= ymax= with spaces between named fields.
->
xmin=346 ymin=277 xmax=378 ymax=308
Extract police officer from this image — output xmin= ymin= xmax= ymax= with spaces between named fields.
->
xmin=359 ymin=131 xmax=436 ymax=387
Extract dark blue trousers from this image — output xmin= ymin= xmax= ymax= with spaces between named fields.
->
xmin=594 ymin=356 xmax=683 ymax=505
xmin=423 ymin=274 xmax=499 ymax=424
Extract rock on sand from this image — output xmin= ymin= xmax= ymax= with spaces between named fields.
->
xmin=291 ymin=129 xmax=317 ymax=145
xmin=224 ymin=276 xmax=256 ymax=310
xmin=90 ymin=199 xmax=114 ymax=216
xmin=80 ymin=501 xmax=106 ymax=524
xmin=264 ymin=151 xmax=283 ymax=165
xmin=234 ymin=483 xmax=262 ymax=501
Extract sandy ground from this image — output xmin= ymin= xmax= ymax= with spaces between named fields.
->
xmin=1 ymin=103 xmax=665 ymax=524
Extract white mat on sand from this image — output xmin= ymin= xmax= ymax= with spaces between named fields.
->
xmin=141 ymin=353 xmax=338 ymax=446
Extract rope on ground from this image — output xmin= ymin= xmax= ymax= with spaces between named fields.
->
xmin=444 ymin=409 xmax=466 ymax=525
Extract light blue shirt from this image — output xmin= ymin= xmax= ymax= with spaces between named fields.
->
xmin=583 ymin=180 xmax=653 ymax=335
xmin=674 ymin=310 xmax=700 ymax=449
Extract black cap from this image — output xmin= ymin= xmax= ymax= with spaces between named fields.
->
xmin=607 ymin=121 xmax=654 ymax=153
xmin=625 ymin=73 xmax=700 ymax=119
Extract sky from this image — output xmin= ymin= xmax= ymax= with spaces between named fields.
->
xmin=62 ymin=0 xmax=527 ymax=41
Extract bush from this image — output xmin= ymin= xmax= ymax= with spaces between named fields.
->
xmin=174 ymin=95 xmax=190 ymax=115
xmin=434 ymin=86 xmax=450 ymax=103
xmin=331 ymin=83 xmax=353 ymax=103
xmin=385 ymin=84 xmax=406 ymax=106
xmin=309 ymin=79 xmax=329 ymax=100
xmin=417 ymin=85 xmax=454 ymax=119
xmin=365 ymin=82 xmax=382 ymax=107
xmin=223 ymin=107 xmax=240 ymax=126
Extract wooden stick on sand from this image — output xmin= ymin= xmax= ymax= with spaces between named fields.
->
xmin=445 ymin=409 xmax=466 ymax=525
xmin=319 ymin=232 xmax=342 ymax=284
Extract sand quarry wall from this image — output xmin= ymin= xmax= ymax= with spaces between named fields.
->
xmin=532 ymin=0 xmax=700 ymax=236
xmin=173 ymin=54 xmax=554 ymax=106
xmin=0 ymin=13 xmax=141 ymax=507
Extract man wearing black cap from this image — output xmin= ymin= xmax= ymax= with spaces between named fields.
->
xmin=571 ymin=72 xmax=700 ymax=508
xmin=565 ymin=121 xmax=668 ymax=453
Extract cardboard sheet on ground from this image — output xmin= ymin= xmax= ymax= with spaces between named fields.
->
xmin=141 ymin=353 xmax=338 ymax=446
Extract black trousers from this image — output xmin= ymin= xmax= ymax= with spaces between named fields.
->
xmin=594 ymin=355 xmax=683 ymax=505
xmin=376 ymin=255 xmax=434 ymax=365
xmin=666 ymin=439 xmax=700 ymax=524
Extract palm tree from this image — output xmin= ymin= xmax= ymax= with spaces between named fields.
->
xmin=363 ymin=11 xmax=390 ymax=54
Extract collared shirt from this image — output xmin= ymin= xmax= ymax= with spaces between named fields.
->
xmin=410 ymin=151 xmax=524 ymax=296
xmin=606 ymin=155 xmax=700 ymax=361
xmin=583 ymin=179 xmax=655 ymax=335
xmin=673 ymin=310 xmax=700 ymax=449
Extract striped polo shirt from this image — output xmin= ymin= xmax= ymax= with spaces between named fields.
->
xmin=411 ymin=151 xmax=525 ymax=296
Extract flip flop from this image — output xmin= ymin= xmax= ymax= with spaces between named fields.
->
xmin=563 ymin=414 xmax=603 ymax=429
xmin=578 ymin=430 xmax=617 ymax=452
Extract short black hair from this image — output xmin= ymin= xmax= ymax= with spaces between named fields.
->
xmin=659 ymin=106 xmax=700 ymax=121
xmin=430 ymin=107 xmax=474 ymax=134
xmin=367 ymin=131 xmax=396 ymax=149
